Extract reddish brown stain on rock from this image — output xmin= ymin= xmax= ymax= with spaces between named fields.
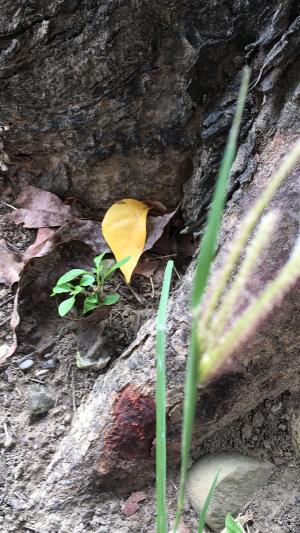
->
xmin=107 ymin=385 xmax=156 ymax=458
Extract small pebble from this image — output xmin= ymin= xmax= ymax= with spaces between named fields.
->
xmin=263 ymin=440 xmax=271 ymax=449
xmin=64 ymin=413 xmax=72 ymax=425
xmin=18 ymin=359 xmax=34 ymax=372
xmin=241 ymin=423 xmax=252 ymax=441
xmin=252 ymin=411 xmax=264 ymax=428
xmin=278 ymin=424 xmax=286 ymax=431
xmin=272 ymin=455 xmax=286 ymax=466
xmin=40 ymin=359 xmax=57 ymax=370
xmin=27 ymin=384 xmax=56 ymax=418
xmin=271 ymin=402 xmax=282 ymax=414
xmin=55 ymin=425 xmax=65 ymax=437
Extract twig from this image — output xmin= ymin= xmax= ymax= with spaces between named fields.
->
xmin=127 ymin=284 xmax=143 ymax=304
xmin=64 ymin=362 xmax=73 ymax=383
xmin=0 ymin=295 xmax=15 ymax=309
xmin=0 ymin=316 xmax=10 ymax=327
xmin=150 ymin=276 xmax=155 ymax=299
xmin=3 ymin=422 xmax=13 ymax=448
xmin=0 ymin=200 xmax=17 ymax=210
xmin=151 ymin=253 xmax=177 ymax=259
xmin=173 ymin=265 xmax=181 ymax=281
xmin=29 ymin=378 xmax=45 ymax=385
xmin=71 ymin=369 xmax=77 ymax=413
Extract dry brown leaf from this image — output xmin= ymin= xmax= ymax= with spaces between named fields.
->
xmin=121 ymin=491 xmax=146 ymax=516
xmin=24 ymin=220 xmax=109 ymax=261
xmin=134 ymin=259 xmax=159 ymax=278
xmin=24 ymin=228 xmax=56 ymax=261
xmin=7 ymin=186 xmax=73 ymax=228
xmin=0 ymin=239 xmax=24 ymax=286
xmin=144 ymin=209 xmax=177 ymax=252
xmin=144 ymin=199 xmax=167 ymax=214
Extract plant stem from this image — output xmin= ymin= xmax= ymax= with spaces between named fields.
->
xmin=173 ymin=66 xmax=250 ymax=532
xmin=156 ymin=260 xmax=174 ymax=533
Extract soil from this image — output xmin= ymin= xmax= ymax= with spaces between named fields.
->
xmin=1 ymin=199 xmax=300 ymax=533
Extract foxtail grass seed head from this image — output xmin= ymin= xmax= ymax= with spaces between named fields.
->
xmin=198 ymin=235 xmax=300 ymax=382
xmin=200 ymin=139 xmax=300 ymax=331
xmin=207 ymin=209 xmax=280 ymax=344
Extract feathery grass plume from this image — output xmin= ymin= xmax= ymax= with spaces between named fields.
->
xmin=156 ymin=260 xmax=174 ymax=533
xmin=173 ymin=67 xmax=251 ymax=533
xmin=207 ymin=209 xmax=280 ymax=344
xmin=199 ymin=234 xmax=300 ymax=381
xmin=201 ymin=140 xmax=300 ymax=332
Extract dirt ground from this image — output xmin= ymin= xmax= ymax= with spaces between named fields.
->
xmin=1 ymin=200 xmax=300 ymax=533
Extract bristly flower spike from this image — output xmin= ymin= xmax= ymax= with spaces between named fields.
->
xmin=199 ymin=233 xmax=300 ymax=382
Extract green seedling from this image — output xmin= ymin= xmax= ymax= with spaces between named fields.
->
xmin=51 ymin=253 xmax=130 ymax=317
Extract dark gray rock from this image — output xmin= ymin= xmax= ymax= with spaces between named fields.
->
xmin=27 ymin=384 xmax=56 ymax=418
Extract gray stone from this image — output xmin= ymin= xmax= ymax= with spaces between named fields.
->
xmin=241 ymin=422 xmax=252 ymax=441
xmin=40 ymin=359 xmax=57 ymax=370
xmin=27 ymin=384 xmax=56 ymax=418
xmin=18 ymin=359 xmax=34 ymax=372
xmin=187 ymin=454 xmax=273 ymax=532
xmin=252 ymin=411 xmax=264 ymax=428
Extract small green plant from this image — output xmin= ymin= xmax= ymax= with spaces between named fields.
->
xmin=51 ymin=253 xmax=130 ymax=317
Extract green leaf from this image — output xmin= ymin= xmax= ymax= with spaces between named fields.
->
xmin=106 ymin=256 xmax=131 ymax=277
xmin=56 ymin=269 xmax=88 ymax=286
xmin=80 ymin=274 xmax=95 ymax=286
xmin=72 ymin=285 xmax=84 ymax=295
xmin=58 ymin=296 xmax=76 ymax=317
xmin=156 ymin=260 xmax=174 ymax=533
xmin=102 ymin=294 xmax=120 ymax=305
xmin=83 ymin=294 xmax=98 ymax=314
xmin=197 ymin=471 xmax=220 ymax=533
xmin=93 ymin=253 xmax=106 ymax=270
xmin=51 ymin=283 xmax=73 ymax=295
xmin=225 ymin=514 xmax=246 ymax=533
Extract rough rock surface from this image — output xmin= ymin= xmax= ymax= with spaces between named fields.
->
xmin=187 ymin=453 xmax=273 ymax=531
xmin=1 ymin=0 xmax=300 ymax=530
xmin=1 ymin=1 xmax=299 ymax=221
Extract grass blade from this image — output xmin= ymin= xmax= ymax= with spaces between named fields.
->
xmin=197 ymin=471 xmax=220 ymax=533
xmin=173 ymin=67 xmax=250 ymax=532
xmin=156 ymin=260 xmax=174 ymax=533
xmin=225 ymin=513 xmax=246 ymax=533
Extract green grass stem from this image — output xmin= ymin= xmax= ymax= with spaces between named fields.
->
xmin=156 ymin=260 xmax=174 ymax=533
xmin=173 ymin=67 xmax=250 ymax=532
xmin=197 ymin=471 xmax=220 ymax=533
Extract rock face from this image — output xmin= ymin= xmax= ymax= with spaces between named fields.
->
xmin=1 ymin=0 xmax=300 ymax=530
xmin=187 ymin=453 xmax=273 ymax=531
xmin=1 ymin=1 xmax=299 ymax=222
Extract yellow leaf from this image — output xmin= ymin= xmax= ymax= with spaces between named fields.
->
xmin=102 ymin=198 xmax=150 ymax=283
